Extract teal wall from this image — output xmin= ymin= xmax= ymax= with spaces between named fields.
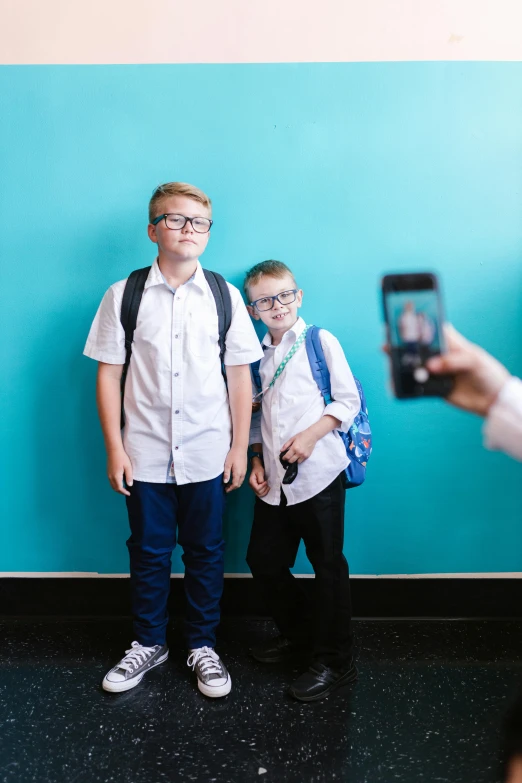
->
xmin=1 ymin=63 xmax=522 ymax=574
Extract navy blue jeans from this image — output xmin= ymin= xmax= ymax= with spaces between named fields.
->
xmin=125 ymin=476 xmax=226 ymax=649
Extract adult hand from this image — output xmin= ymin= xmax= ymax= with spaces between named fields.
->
xmin=107 ymin=447 xmax=133 ymax=496
xmin=223 ymin=445 xmax=247 ymax=493
xmin=427 ymin=324 xmax=511 ymax=417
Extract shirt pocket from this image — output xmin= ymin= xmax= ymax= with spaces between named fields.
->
xmin=186 ymin=305 xmax=219 ymax=360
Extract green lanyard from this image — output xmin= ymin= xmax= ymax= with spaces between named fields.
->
xmin=254 ymin=325 xmax=311 ymax=400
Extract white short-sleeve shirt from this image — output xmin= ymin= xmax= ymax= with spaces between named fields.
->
xmin=84 ymin=259 xmax=263 ymax=484
xmin=249 ymin=317 xmax=361 ymax=505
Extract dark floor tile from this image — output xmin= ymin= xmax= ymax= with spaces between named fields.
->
xmin=1 ymin=618 xmax=521 ymax=782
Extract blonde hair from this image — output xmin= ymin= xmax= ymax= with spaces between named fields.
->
xmin=244 ymin=260 xmax=297 ymax=301
xmin=149 ymin=182 xmax=212 ymax=223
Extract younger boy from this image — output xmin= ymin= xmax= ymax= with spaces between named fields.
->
xmin=84 ymin=182 xmax=263 ymax=697
xmin=245 ymin=260 xmax=360 ymax=702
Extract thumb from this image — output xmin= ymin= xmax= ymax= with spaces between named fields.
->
xmin=427 ymin=324 xmax=476 ymax=374
xmin=427 ymin=351 xmax=473 ymax=374
xmin=124 ymin=460 xmax=133 ymax=487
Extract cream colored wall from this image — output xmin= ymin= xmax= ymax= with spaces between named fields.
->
xmin=2 ymin=0 xmax=522 ymax=64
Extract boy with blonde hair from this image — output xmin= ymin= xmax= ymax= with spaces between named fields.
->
xmin=245 ymin=260 xmax=360 ymax=702
xmin=84 ymin=182 xmax=262 ymax=697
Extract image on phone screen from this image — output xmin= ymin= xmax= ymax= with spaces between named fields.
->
xmin=387 ymin=289 xmax=442 ymax=371
xmin=382 ymin=273 xmax=453 ymax=398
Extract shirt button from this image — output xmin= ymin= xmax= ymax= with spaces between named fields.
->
xmin=174 ymin=372 xmax=179 ymax=377
xmin=175 ymin=446 xmax=179 ymax=450
xmin=175 ymin=410 xmax=180 ymax=414
xmin=175 ymin=334 xmax=179 ymax=339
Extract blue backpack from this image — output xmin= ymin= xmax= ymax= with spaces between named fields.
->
xmin=251 ymin=325 xmax=372 ymax=489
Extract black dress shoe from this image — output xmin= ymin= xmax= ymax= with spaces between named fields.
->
xmin=251 ymin=635 xmax=307 ymax=664
xmin=288 ymin=660 xmax=358 ymax=702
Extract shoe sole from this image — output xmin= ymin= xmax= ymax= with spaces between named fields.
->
xmin=102 ymin=650 xmax=169 ymax=693
xmin=197 ymin=674 xmax=232 ymax=698
xmin=288 ymin=666 xmax=358 ymax=703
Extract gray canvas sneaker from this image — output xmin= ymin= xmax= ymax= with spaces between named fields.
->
xmin=187 ymin=646 xmax=231 ymax=698
xmin=102 ymin=641 xmax=169 ymax=693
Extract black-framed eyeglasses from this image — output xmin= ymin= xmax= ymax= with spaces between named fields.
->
xmin=250 ymin=289 xmax=298 ymax=312
xmin=151 ymin=213 xmax=213 ymax=234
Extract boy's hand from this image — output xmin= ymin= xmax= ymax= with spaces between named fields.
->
xmin=249 ymin=459 xmax=270 ymax=498
xmin=281 ymin=428 xmax=319 ymax=464
xmin=107 ymin=447 xmax=133 ymax=496
xmin=224 ymin=446 xmax=247 ymax=493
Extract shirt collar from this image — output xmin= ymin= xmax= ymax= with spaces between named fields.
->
xmin=144 ymin=258 xmax=206 ymax=293
xmin=191 ymin=262 xmax=208 ymax=293
xmin=261 ymin=316 xmax=306 ymax=347
xmin=144 ymin=258 xmax=164 ymax=289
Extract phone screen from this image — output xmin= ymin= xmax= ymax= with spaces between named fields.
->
xmin=382 ymin=274 xmax=452 ymax=398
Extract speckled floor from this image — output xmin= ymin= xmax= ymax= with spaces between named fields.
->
xmin=2 ymin=618 xmax=522 ymax=783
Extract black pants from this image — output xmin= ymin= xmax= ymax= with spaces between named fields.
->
xmin=246 ymin=473 xmax=353 ymax=668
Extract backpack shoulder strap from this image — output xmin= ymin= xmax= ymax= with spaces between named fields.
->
xmin=119 ymin=265 xmax=151 ymax=426
xmin=305 ymin=325 xmax=333 ymax=405
xmin=251 ymin=359 xmax=262 ymax=392
xmin=121 ymin=266 xmax=151 ymax=347
xmin=203 ymin=269 xmax=233 ymax=371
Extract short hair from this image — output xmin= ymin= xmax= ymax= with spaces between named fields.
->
xmin=244 ymin=260 xmax=297 ymax=301
xmin=149 ymin=182 xmax=212 ymax=223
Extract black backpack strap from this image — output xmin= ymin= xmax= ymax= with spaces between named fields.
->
xmin=203 ymin=269 xmax=233 ymax=377
xmin=119 ymin=266 xmax=151 ymax=426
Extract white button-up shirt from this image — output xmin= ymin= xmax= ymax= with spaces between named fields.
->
xmin=84 ymin=259 xmax=263 ymax=484
xmin=250 ymin=317 xmax=361 ymax=506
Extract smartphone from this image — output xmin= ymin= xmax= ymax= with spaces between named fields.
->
xmin=381 ymin=272 xmax=453 ymax=399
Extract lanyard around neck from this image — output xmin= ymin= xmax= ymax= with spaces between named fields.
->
xmin=253 ymin=325 xmax=311 ymax=401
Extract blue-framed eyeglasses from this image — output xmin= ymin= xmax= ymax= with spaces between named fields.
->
xmin=250 ymin=290 xmax=298 ymax=312
xmin=152 ymin=213 xmax=213 ymax=234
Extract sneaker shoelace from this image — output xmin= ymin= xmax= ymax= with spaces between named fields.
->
xmin=187 ymin=646 xmax=222 ymax=677
xmin=118 ymin=641 xmax=157 ymax=673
